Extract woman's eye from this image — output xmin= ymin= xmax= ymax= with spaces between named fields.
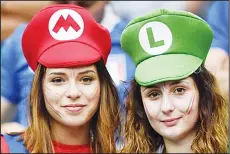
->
xmin=51 ymin=78 xmax=64 ymax=83
xmin=81 ymin=77 xmax=93 ymax=83
xmin=174 ymin=87 xmax=186 ymax=94
xmin=148 ymin=92 xmax=161 ymax=99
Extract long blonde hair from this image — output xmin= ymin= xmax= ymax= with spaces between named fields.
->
xmin=122 ymin=65 xmax=228 ymax=153
xmin=20 ymin=60 xmax=121 ymax=153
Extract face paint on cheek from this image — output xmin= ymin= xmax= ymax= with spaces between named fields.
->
xmin=44 ymin=85 xmax=66 ymax=97
xmin=43 ymin=85 xmax=68 ymax=119
xmin=143 ymin=101 xmax=160 ymax=120
xmin=44 ymin=85 xmax=67 ymax=107
xmin=91 ymin=86 xmax=100 ymax=98
xmin=185 ymin=94 xmax=195 ymax=114
xmin=143 ymin=103 xmax=151 ymax=116
xmin=44 ymin=96 xmax=63 ymax=119
xmin=86 ymin=86 xmax=100 ymax=117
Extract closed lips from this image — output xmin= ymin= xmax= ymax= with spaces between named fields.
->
xmin=62 ymin=104 xmax=86 ymax=107
xmin=161 ymin=117 xmax=181 ymax=122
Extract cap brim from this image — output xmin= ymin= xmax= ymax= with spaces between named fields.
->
xmin=38 ymin=41 xmax=101 ymax=68
xmin=135 ymin=54 xmax=202 ymax=86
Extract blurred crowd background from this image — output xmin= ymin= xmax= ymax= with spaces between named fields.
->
xmin=1 ymin=1 xmax=229 ymax=134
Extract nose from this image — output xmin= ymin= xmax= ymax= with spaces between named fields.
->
xmin=161 ymin=95 xmax=175 ymax=114
xmin=65 ymin=83 xmax=82 ymax=100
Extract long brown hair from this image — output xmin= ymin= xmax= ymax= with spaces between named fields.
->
xmin=21 ymin=59 xmax=121 ymax=153
xmin=122 ymin=65 xmax=228 ymax=153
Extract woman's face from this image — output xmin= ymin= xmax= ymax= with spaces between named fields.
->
xmin=42 ymin=65 xmax=100 ymax=127
xmin=140 ymin=76 xmax=199 ymax=141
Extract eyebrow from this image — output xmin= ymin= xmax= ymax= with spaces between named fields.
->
xmin=142 ymin=80 xmax=190 ymax=92
xmin=78 ymin=70 xmax=96 ymax=75
xmin=170 ymin=80 xmax=190 ymax=86
xmin=48 ymin=72 xmax=66 ymax=76
xmin=143 ymin=85 xmax=159 ymax=92
xmin=48 ymin=70 xmax=96 ymax=76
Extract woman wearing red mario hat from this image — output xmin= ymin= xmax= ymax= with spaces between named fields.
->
xmin=1 ymin=4 xmax=121 ymax=153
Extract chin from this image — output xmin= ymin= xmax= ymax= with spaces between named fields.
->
xmin=62 ymin=119 xmax=87 ymax=127
xmin=162 ymin=128 xmax=191 ymax=141
xmin=163 ymin=132 xmax=183 ymax=141
xmin=157 ymin=126 xmax=184 ymax=140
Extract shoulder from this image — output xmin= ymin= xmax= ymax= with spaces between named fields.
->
xmin=2 ymin=23 xmax=27 ymax=55
xmin=4 ymin=23 xmax=27 ymax=43
xmin=11 ymin=23 xmax=27 ymax=39
xmin=209 ymin=1 xmax=228 ymax=12
xmin=113 ymin=18 xmax=130 ymax=32
xmin=207 ymin=1 xmax=228 ymax=21
xmin=110 ymin=18 xmax=130 ymax=44
xmin=1 ymin=134 xmax=28 ymax=153
xmin=1 ymin=23 xmax=33 ymax=73
xmin=206 ymin=2 xmax=228 ymax=52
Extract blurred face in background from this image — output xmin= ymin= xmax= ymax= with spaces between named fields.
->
xmin=42 ymin=65 xmax=100 ymax=127
xmin=58 ymin=1 xmax=108 ymax=22
xmin=140 ymin=76 xmax=199 ymax=141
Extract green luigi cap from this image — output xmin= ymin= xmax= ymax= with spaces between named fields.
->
xmin=121 ymin=9 xmax=213 ymax=86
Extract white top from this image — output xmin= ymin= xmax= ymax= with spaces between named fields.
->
xmin=156 ymin=144 xmax=165 ymax=153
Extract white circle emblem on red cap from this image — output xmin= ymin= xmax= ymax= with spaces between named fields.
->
xmin=49 ymin=9 xmax=84 ymax=41
xmin=139 ymin=21 xmax=172 ymax=55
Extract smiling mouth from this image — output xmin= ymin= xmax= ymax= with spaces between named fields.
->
xmin=161 ymin=117 xmax=182 ymax=127
xmin=62 ymin=104 xmax=86 ymax=113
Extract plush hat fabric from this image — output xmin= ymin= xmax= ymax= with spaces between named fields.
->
xmin=22 ymin=4 xmax=111 ymax=71
xmin=121 ymin=9 xmax=213 ymax=86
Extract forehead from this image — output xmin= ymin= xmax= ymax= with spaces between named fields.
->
xmin=45 ymin=64 xmax=97 ymax=74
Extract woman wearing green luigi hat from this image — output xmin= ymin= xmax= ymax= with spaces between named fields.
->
xmin=120 ymin=9 xmax=228 ymax=153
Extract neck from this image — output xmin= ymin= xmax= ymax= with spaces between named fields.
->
xmin=163 ymin=130 xmax=196 ymax=153
xmin=51 ymin=120 xmax=90 ymax=145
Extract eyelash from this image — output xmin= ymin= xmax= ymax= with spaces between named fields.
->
xmin=173 ymin=87 xmax=186 ymax=95
xmin=147 ymin=87 xmax=186 ymax=98
xmin=51 ymin=77 xmax=65 ymax=83
xmin=80 ymin=77 xmax=93 ymax=84
xmin=50 ymin=76 xmax=93 ymax=84
xmin=148 ymin=91 xmax=161 ymax=99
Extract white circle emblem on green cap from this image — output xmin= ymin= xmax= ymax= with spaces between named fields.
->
xmin=138 ymin=21 xmax=172 ymax=55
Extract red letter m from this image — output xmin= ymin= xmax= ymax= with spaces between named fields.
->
xmin=53 ymin=15 xmax=80 ymax=33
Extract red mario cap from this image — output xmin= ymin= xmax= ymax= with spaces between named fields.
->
xmin=22 ymin=4 xmax=111 ymax=71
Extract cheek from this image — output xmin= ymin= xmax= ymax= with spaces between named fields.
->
xmin=172 ymin=93 xmax=196 ymax=114
xmin=43 ymin=84 xmax=67 ymax=118
xmin=81 ymin=82 xmax=100 ymax=107
xmin=187 ymin=94 xmax=199 ymax=116
xmin=43 ymin=84 xmax=68 ymax=105
xmin=143 ymin=100 xmax=161 ymax=119
xmin=182 ymin=96 xmax=199 ymax=132
xmin=78 ymin=83 xmax=100 ymax=122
